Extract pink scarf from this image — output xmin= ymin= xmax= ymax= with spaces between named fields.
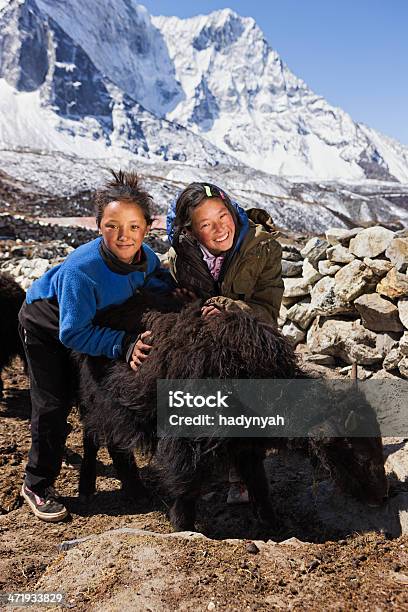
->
xmin=199 ymin=243 xmax=225 ymax=280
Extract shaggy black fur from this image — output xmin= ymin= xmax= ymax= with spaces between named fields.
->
xmin=0 ymin=272 xmax=26 ymax=397
xmin=75 ymin=291 xmax=387 ymax=531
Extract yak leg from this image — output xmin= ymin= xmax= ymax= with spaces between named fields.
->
xmin=107 ymin=446 xmax=145 ymax=500
xmin=169 ymin=495 xmax=197 ymax=532
xmin=235 ymin=446 xmax=274 ymax=525
xmin=79 ymin=431 xmax=99 ymax=502
xmin=156 ymin=439 xmax=201 ymax=531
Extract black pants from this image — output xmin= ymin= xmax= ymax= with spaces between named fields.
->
xmin=19 ymin=324 xmax=73 ymax=492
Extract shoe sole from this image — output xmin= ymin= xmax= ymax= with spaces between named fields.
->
xmin=21 ymin=486 xmax=69 ymax=522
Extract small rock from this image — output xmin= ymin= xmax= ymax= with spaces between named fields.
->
xmin=286 ymin=301 xmax=315 ymax=330
xmin=302 ymin=258 xmax=322 ymax=284
xmin=305 ymin=353 xmax=335 ymax=366
xmin=282 ymin=259 xmax=303 ymax=277
xmin=300 ymin=237 xmax=329 ymax=265
xmin=400 ymin=332 xmax=408 ymax=356
xmin=281 ymin=250 xmax=302 ymax=262
xmin=308 ymin=559 xmax=320 ymax=573
xmin=207 ymin=602 xmax=216 ymax=611
xmin=283 ymin=277 xmax=310 ymax=298
xmin=383 ymin=348 xmax=401 ymax=371
xmin=282 ymin=322 xmax=305 ymax=346
xmin=377 ymin=268 xmax=408 ymax=299
xmin=363 ymin=257 xmax=393 ymax=277
xmin=375 ymin=332 xmax=400 ymax=355
xmin=318 ymin=260 xmax=341 ymax=276
xmin=371 ymin=369 xmax=401 ymax=379
xmin=339 ymin=365 xmax=372 ymax=379
xmin=245 ymin=542 xmax=259 ymax=554
xmin=326 ymin=244 xmax=355 ymax=264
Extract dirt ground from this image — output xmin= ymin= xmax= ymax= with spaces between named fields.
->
xmin=1 ymin=359 xmax=407 ymax=611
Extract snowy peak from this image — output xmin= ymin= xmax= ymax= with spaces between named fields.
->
xmin=191 ymin=9 xmax=247 ymax=53
xmin=0 ymin=0 xmax=49 ymax=92
xmin=153 ymin=9 xmax=408 ymax=182
xmin=35 ymin=0 xmax=183 ymax=117
xmin=0 ymin=0 xmax=236 ymax=165
xmin=0 ymin=0 xmax=113 ymax=117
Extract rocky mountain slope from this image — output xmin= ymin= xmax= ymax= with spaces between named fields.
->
xmin=0 ymin=0 xmax=408 ymax=183
xmin=0 ymin=0 xmax=235 ymax=165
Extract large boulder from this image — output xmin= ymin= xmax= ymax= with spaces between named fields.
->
xmin=349 ymin=227 xmax=395 ymax=258
xmin=306 ymin=317 xmax=384 ymax=365
xmin=354 ymin=293 xmax=404 ymax=333
xmin=325 ymin=227 xmax=363 ymax=246
xmin=309 ymin=277 xmax=353 ymax=316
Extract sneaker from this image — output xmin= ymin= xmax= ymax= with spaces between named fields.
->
xmin=227 ymin=482 xmax=249 ymax=505
xmin=21 ymin=483 xmax=69 ymax=522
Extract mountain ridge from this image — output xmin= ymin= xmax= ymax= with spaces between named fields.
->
xmin=0 ymin=0 xmax=407 ymax=183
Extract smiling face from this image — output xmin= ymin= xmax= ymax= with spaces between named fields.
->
xmin=190 ymin=198 xmax=236 ymax=255
xmin=99 ymin=200 xmax=149 ymax=263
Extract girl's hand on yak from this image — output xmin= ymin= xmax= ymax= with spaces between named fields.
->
xmin=201 ymin=304 xmax=222 ymax=317
xmin=130 ymin=331 xmax=152 ymax=371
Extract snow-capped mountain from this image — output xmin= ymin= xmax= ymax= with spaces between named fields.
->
xmin=0 ymin=0 xmax=407 ymax=184
xmin=0 ymin=0 xmax=236 ymax=165
xmin=153 ymin=9 xmax=408 ymax=182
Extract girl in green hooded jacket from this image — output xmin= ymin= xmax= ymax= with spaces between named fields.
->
xmin=165 ymin=182 xmax=284 ymax=504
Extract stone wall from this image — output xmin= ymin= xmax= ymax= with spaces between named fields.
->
xmin=280 ymin=226 xmax=408 ymax=379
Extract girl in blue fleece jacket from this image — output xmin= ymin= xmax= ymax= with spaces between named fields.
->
xmin=19 ymin=170 xmax=173 ymax=522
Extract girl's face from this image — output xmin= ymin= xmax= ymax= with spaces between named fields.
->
xmin=190 ymin=198 xmax=235 ymax=255
xmin=99 ymin=200 xmax=149 ymax=263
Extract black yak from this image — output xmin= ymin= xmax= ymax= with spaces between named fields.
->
xmin=0 ymin=272 xmax=26 ymax=397
xmin=75 ymin=291 xmax=388 ymax=532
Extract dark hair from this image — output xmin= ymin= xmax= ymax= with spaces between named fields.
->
xmin=94 ymin=170 xmax=154 ymax=227
xmin=174 ymin=182 xmax=238 ymax=237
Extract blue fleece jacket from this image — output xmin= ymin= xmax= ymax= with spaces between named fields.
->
xmin=26 ymin=237 xmax=173 ymax=359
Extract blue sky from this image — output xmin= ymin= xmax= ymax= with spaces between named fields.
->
xmin=141 ymin=0 xmax=408 ymax=145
